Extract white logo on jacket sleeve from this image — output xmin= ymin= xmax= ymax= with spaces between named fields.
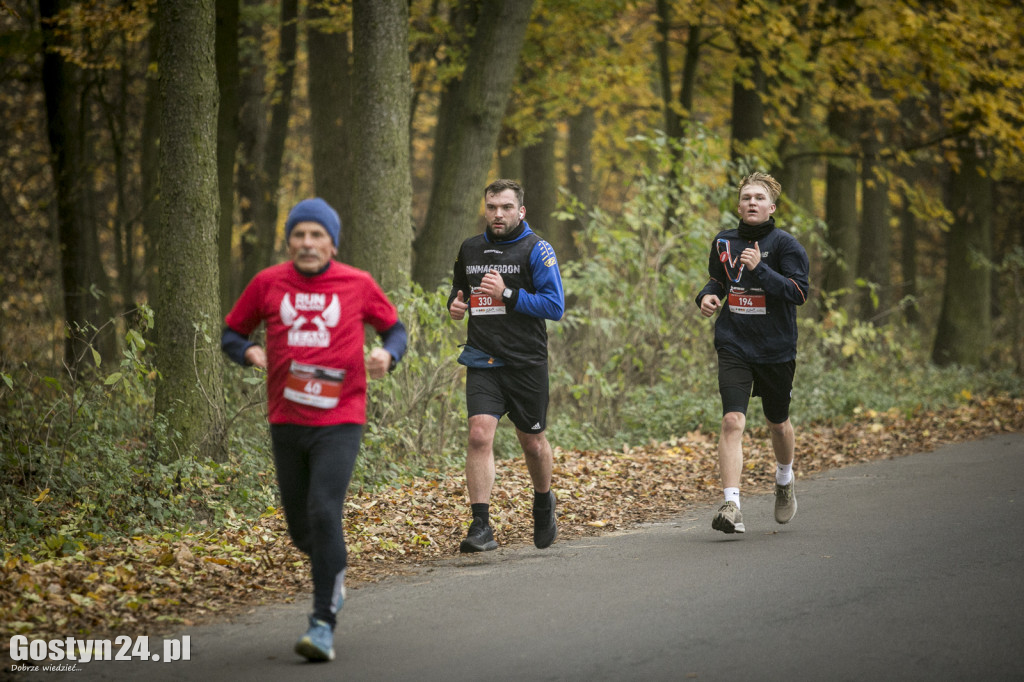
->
xmin=280 ymin=293 xmax=341 ymax=347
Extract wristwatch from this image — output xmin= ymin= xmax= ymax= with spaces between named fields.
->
xmin=501 ymin=287 xmax=513 ymax=303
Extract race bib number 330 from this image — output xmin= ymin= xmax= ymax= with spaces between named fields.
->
xmin=469 ymin=287 xmax=506 ymax=316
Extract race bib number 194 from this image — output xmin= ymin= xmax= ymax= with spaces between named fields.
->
xmin=728 ymin=287 xmax=766 ymax=315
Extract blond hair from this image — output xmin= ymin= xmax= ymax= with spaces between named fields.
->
xmin=738 ymin=172 xmax=781 ymax=203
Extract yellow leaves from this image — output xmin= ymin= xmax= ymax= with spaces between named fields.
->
xmin=112 ymin=564 xmax=136 ymax=584
xmin=201 ymin=557 xmax=232 ymax=573
xmin=15 ymin=572 xmax=36 ymax=591
xmin=410 ymin=534 xmax=434 ymax=547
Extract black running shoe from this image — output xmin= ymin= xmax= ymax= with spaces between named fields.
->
xmin=459 ymin=517 xmax=497 ymax=553
xmin=532 ymin=490 xmax=558 ymax=549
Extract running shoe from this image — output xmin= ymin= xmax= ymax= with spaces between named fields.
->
xmin=459 ymin=517 xmax=498 ymax=553
xmin=711 ymin=501 xmax=745 ymax=534
xmin=774 ymin=481 xmax=798 ymax=524
xmin=532 ymin=490 xmax=558 ymax=549
xmin=294 ymin=616 xmax=334 ymax=662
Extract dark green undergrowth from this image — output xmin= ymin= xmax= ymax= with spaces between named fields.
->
xmin=3 ymin=141 xmax=1021 ymax=557
xmin=3 ymin=317 xmax=1016 ymax=558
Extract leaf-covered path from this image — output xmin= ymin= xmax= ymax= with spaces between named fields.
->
xmin=2 ymin=396 xmax=1021 ymax=662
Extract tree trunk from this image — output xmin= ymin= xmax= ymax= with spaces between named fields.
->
xmin=655 ymin=0 xmax=679 ymax=139
xmin=412 ymin=0 xmax=535 ymax=289
xmin=237 ymin=0 xmax=297 ymax=291
xmin=775 ymin=94 xmax=818 ymax=317
xmin=932 ymin=138 xmax=993 ymax=367
xmin=106 ymin=36 xmax=134 ymax=318
xmin=308 ymin=1 xmax=353 ymax=262
xmin=679 ymin=24 xmax=701 ymax=118
xmin=215 ymin=0 xmax=240 ymax=315
xmin=155 ymin=0 xmax=226 ymax=461
xmin=349 ymin=0 xmax=412 ymax=291
xmin=522 ymin=127 xmax=562 ymax=252
xmin=257 ymin=0 xmax=297 ymax=262
xmin=656 ymin=6 xmax=703 ymax=233
xmin=729 ymin=41 xmax=765 ymax=166
xmin=235 ymin=4 xmax=268 ymax=288
xmin=427 ymin=2 xmax=475 ymax=202
xmin=856 ymin=122 xmax=890 ymax=322
xmin=567 ymin=109 xmax=595 ymax=211
xmin=821 ymin=106 xmax=859 ymax=313
xmin=39 ymin=0 xmax=117 ymax=372
xmin=897 ymin=189 xmax=921 ymax=326
xmin=141 ymin=5 xmax=161 ymax=298
xmin=777 ymin=96 xmax=815 ymax=214
xmin=561 ymin=106 xmax=594 ymax=260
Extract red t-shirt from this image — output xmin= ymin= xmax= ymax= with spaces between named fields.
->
xmin=224 ymin=261 xmax=398 ymax=426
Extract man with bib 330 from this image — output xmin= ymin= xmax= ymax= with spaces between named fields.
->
xmin=222 ymin=198 xmax=407 ymax=662
xmin=447 ymin=179 xmax=565 ymax=554
xmin=696 ymin=172 xmax=809 ymax=535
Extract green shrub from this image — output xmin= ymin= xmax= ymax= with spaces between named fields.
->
xmin=546 ymin=132 xmax=730 ymax=447
xmin=0 ymin=308 xmax=280 ymax=555
xmin=3 ymin=135 xmax=1021 ymax=557
xmin=360 ymin=282 xmax=468 ymax=488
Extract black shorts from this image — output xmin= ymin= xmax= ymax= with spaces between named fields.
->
xmin=717 ymin=350 xmax=795 ymax=424
xmin=466 ymin=364 xmax=549 ymax=434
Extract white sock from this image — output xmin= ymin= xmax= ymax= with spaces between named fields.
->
xmin=724 ymin=487 xmax=741 ymax=508
xmin=776 ymin=463 xmax=793 ymax=486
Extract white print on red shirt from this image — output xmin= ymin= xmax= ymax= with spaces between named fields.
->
xmin=280 ymin=292 xmax=341 ymax=347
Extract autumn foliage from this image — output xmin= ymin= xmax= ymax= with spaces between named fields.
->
xmin=2 ymin=395 xmax=1020 ymax=658
xmin=3 ymin=1 xmax=1024 ymax=667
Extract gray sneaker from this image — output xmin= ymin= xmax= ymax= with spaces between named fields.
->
xmin=774 ymin=481 xmax=797 ymax=524
xmin=712 ymin=501 xmax=745 ymax=534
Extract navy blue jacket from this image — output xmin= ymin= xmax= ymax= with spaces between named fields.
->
xmin=695 ymin=224 xmax=809 ymax=363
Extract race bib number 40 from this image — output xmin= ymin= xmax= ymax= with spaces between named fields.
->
xmin=284 ymin=361 xmax=346 ymax=408
xmin=728 ymin=287 xmax=766 ymax=315
xmin=469 ymin=287 xmax=506 ymax=316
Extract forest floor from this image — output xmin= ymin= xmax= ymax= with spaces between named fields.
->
xmin=2 ymin=395 xmax=1022 ymax=662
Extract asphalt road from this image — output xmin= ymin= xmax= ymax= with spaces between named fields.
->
xmin=14 ymin=434 xmax=1024 ymax=681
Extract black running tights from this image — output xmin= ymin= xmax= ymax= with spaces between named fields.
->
xmin=270 ymin=423 xmax=362 ymax=627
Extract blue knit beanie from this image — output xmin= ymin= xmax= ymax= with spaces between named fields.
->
xmin=285 ymin=198 xmax=341 ymax=247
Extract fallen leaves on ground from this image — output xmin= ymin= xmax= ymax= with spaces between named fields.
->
xmin=2 ymin=396 xmax=1021 ymax=656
